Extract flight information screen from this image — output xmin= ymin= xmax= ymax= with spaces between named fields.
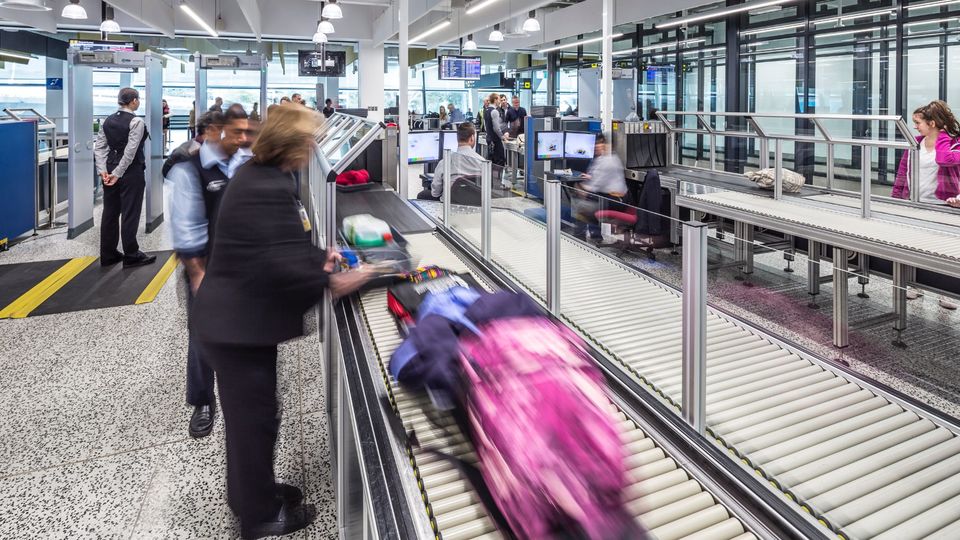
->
xmin=438 ymin=55 xmax=482 ymax=80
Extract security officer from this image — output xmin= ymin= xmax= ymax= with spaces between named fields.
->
xmin=94 ymin=87 xmax=156 ymax=268
xmin=167 ymin=106 xmax=251 ymax=438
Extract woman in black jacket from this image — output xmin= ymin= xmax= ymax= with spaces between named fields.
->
xmin=192 ymin=104 xmax=368 ymax=539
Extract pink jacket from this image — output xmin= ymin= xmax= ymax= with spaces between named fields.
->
xmin=892 ymin=133 xmax=960 ymax=201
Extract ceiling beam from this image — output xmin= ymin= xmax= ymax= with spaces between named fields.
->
xmin=235 ymin=0 xmax=262 ymax=41
xmin=106 ymin=0 xmax=176 ymax=38
xmin=0 ymin=6 xmax=57 ymax=33
xmin=371 ymin=0 xmax=444 ymax=47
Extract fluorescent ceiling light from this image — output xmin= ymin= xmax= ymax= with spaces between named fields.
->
xmin=318 ymin=20 xmax=335 ymax=34
xmin=740 ymin=21 xmax=805 ymax=36
xmin=465 ymin=0 xmax=499 ymax=15
xmin=411 ymin=20 xmax=450 ymax=43
xmin=813 ymin=8 xmax=894 ymax=25
xmin=906 ymin=17 xmax=957 ymax=27
xmin=61 ymin=0 xmax=86 ymax=19
xmin=816 ymin=26 xmax=885 ymax=39
xmin=681 ymin=38 xmax=706 ymax=46
xmin=0 ymin=49 xmax=34 ymax=60
xmin=180 ymin=2 xmax=219 ymax=38
xmin=522 ymin=11 xmax=540 ymax=33
xmin=0 ymin=0 xmax=51 ymax=11
xmin=657 ymin=0 xmax=797 ymax=29
xmin=683 ymin=46 xmax=724 ymax=55
xmin=322 ymin=0 xmax=342 ymax=20
xmin=539 ymin=32 xmax=624 ymax=53
xmin=907 ymin=0 xmax=960 ymax=10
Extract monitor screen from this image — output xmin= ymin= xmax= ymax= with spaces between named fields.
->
xmin=442 ymin=131 xmax=459 ymax=153
xmin=564 ymin=132 xmax=597 ymax=160
xmin=535 ymin=131 xmax=564 ymax=161
xmin=298 ymin=50 xmax=346 ymax=77
xmin=68 ymin=39 xmax=138 ymax=72
xmin=438 ymin=55 xmax=482 ymax=80
xmin=408 ymin=131 xmax=441 ymax=164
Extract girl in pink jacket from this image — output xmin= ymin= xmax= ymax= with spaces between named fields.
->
xmin=892 ymin=100 xmax=960 ymax=206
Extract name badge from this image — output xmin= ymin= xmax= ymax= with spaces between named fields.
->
xmin=297 ymin=201 xmax=312 ymax=232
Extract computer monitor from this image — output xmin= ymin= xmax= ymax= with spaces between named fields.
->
xmin=407 ymin=131 xmax=441 ymax=164
xmin=535 ymin=131 xmax=564 ymax=161
xmin=442 ymin=131 xmax=459 ymax=153
xmin=563 ymin=131 xmax=597 ymax=160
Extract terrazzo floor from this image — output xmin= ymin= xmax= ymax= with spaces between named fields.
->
xmin=0 ymin=202 xmax=336 ymax=539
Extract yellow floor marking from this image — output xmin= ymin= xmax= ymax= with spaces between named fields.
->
xmin=135 ymin=253 xmax=179 ymax=305
xmin=1 ymin=256 xmax=97 ymax=319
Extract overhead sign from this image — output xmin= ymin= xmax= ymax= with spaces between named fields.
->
xmin=518 ymin=79 xmax=533 ymax=90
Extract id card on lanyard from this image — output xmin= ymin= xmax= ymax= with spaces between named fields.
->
xmin=296 ymin=200 xmax=312 ymax=232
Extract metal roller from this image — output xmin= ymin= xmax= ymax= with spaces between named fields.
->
xmin=842 ymin=472 xmax=960 ymax=538
xmin=871 ymin=492 xmax=960 ymax=540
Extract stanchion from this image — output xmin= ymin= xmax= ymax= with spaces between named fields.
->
xmin=481 ymin=160 xmax=491 ymax=260
xmin=682 ymin=221 xmax=708 ymax=435
xmin=545 ymin=178 xmax=561 ymax=316
xmin=442 ymin=149 xmax=451 ymax=227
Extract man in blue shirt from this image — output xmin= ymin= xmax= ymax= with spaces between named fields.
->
xmin=167 ymin=106 xmax=252 ymax=438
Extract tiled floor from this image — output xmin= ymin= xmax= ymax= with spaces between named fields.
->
xmin=0 ymin=203 xmax=336 ymax=539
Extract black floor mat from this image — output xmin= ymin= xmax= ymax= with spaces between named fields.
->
xmin=337 ymin=189 xmax=434 ymax=235
xmin=29 ymin=251 xmax=176 ymax=317
xmin=0 ymin=258 xmax=72 ymax=309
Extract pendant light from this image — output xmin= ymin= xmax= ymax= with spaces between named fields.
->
xmin=489 ymin=23 xmax=503 ymax=42
xmin=522 ymin=10 xmax=540 ymax=33
xmin=463 ymin=34 xmax=477 ymax=51
xmin=100 ymin=5 xmax=121 ymax=34
xmin=61 ymin=0 xmax=87 ymax=19
xmin=322 ymin=0 xmax=342 ymax=20
xmin=312 ymin=23 xmax=328 ymax=43
xmin=0 ymin=0 xmax=51 ymax=11
xmin=317 ymin=2 xmax=335 ymax=33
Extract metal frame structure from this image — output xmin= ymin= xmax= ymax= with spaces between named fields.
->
xmin=193 ymin=53 xmax=269 ymax=123
xmin=66 ymin=49 xmax=164 ymax=239
xmin=3 ymin=108 xmax=59 ymax=229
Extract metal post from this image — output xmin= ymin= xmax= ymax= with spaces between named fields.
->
xmin=682 ymin=221 xmax=708 ymax=435
xmin=807 ymin=240 xmax=821 ymax=307
xmin=861 ymin=145 xmax=871 ymax=219
xmin=481 ymin=160 xmax=491 ymax=260
xmin=893 ymin=262 xmax=908 ymax=332
xmin=774 ymin=138 xmax=783 ymax=200
xmin=833 ymin=247 xmax=850 ymax=348
xmin=666 ymin=131 xmax=676 ymax=166
xmin=909 ymin=147 xmax=920 ymax=203
xmin=759 ymin=138 xmax=769 ymax=169
xmin=601 ymin=0 xmax=613 ymax=135
xmin=397 ymin=0 xmax=409 ymax=200
xmin=710 ymin=134 xmax=717 ymax=171
xmin=442 ymin=149 xmax=451 ymax=227
xmin=826 ymin=144 xmax=835 ymax=191
xmin=545 ymin=178 xmax=561 ymax=316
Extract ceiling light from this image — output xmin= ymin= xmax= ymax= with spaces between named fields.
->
xmin=466 ymin=0 xmax=499 ymax=15
xmin=463 ymin=34 xmax=477 ymax=50
xmin=322 ymin=0 xmax=342 ymax=20
xmin=681 ymin=38 xmax=706 ymax=46
xmin=739 ymin=21 xmax=805 ymax=36
xmin=180 ymin=2 xmax=219 ymax=37
xmin=658 ymin=0 xmax=797 ymax=29
xmin=522 ymin=11 xmax=540 ymax=33
xmin=538 ymin=32 xmax=624 ymax=53
xmin=61 ymin=0 xmax=86 ymax=19
xmin=907 ymin=0 xmax=960 ymax=10
xmin=905 ymin=16 xmax=957 ymax=27
xmin=813 ymin=8 xmax=894 ymax=25
xmin=100 ymin=7 xmax=120 ymax=34
xmin=0 ymin=0 xmax=51 ymax=11
xmin=411 ymin=20 xmax=450 ymax=42
xmin=318 ymin=19 xmax=335 ymax=34
xmin=0 ymin=49 xmax=35 ymax=60
xmin=312 ymin=30 xmax=328 ymax=43
xmin=489 ymin=23 xmax=504 ymax=42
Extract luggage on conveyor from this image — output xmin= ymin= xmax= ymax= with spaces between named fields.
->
xmin=340 ymin=214 xmax=414 ymax=285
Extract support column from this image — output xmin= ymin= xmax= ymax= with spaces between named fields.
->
xmin=358 ymin=42 xmax=385 ymax=122
xmin=892 ymin=262 xmax=909 ymax=347
xmin=807 ymin=240 xmax=821 ymax=308
xmin=46 ymin=57 xmax=65 ymax=123
xmin=398 ymin=0 xmax=409 ymax=199
xmin=325 ymin=76 xmax=340 ymax=107
xmin=833 ymin=247 xmax=850 ymax=348
xmin=600 ymin=0 xmax=613 ymax=134
xmin=682 ymin=221 xmax=709 ymax=436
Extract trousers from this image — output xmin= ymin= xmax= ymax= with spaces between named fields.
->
xmin=185 ymin=272 xmax=215 ymax=407
xmin=100 ymin=171 xmax=145 ymax=259
xmin=202 ymin=340 xmax=283 ymax=526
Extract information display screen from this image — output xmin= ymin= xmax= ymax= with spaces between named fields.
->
xmin=563 ymin=132 xmax=597 ymax=160
xmin=69 ymin=39 xmax=138 ymax=72
xmin=438 ymin=55 xmax=482 ymax=81
xmin=535 ymin=131 xmax=564 ymax=160
xmin=407 ymin=131 xmax=441 ymax=164
xmin=298 ymin=50 xmax=346 ymax=77
xmin=442 ymin=131 xmax=459 ymax=153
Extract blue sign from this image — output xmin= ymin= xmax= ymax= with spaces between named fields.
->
xmin=46 ymin=78 xmax=63 ymax=90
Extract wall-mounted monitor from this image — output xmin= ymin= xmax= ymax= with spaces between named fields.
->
xmin=69 ymin=39 xmax=138 ymax=72
xmin=563 ymin=131 xmax=597 ymax=160
xmin=438 ymin=55 xmax=482 ymax=81
xmin=407 ymin=131 xmax=441 ymax=164
xmin=298 ymin=49 xmax=346 ymax=77
xmin=535 ymin=131 xmax=564 ymax=161
xmin=441 ymin=131 xmax=459 ymax=153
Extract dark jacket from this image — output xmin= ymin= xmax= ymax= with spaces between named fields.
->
xmin=191 ymin=162 xmax=329 ymax=346
xmin=636 ymin=169 xmax=663 ymax=236
xmin=162 ymin=139 xmax=198 ymax=178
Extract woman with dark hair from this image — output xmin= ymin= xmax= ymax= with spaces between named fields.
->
xmin=192 ymin=104 xmax=370 ymax=538
xmin=892 ymin=100 xmax=960 ymax=205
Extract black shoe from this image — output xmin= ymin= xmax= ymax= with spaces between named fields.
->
xmin=123 ymin=251 xmax=157 ymax=268
xmin=101 ymin=251 xmax=123 ymax=267
xmin=276 ymin=483 xmax=303 ymax=506
xmin=188 ymin=404 xmax=215 ymax=438
xmin=241 ymin=502 xmax=316 ymax=540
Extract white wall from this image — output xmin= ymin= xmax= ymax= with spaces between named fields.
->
xmin=359 ymin=42 xmax=386 ymax=122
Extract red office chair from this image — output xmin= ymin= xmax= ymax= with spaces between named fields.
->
xmin=596 ymin=170 xmax=672 ymax=261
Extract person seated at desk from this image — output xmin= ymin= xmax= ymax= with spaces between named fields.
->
xmin=426 ymin=122 xmax=484 ymax=199
xmin=571 ymin=133 xmax=627 ymax=242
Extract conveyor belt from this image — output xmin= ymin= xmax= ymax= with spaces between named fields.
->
xmin=448 ymin=210 xmax=960 ymax=540
xmin=803 ymin=193 xmax=960 ymax=229
xmin=682 ymin=190 xmax=960 ymax=263
xmin=354 ymin=231 xmax=757 ymax=540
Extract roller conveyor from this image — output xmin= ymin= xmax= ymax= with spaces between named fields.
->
xmin=803 ymin=193 xmax=960 ymax=229
xmin=447 ymin=209 xmax=960 ymax=540
xmin=350 ymin=231 xmax=758 ymax=540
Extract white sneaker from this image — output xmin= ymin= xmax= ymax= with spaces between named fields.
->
xmin=940 ymin=297 xmax=958 ymax=310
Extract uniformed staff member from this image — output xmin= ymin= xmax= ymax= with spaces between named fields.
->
xmin=191 ymin=104 xmax=370 ymax=539
xmin=166 ymin=107 xmax=252 ymax=439
xmin=94 ymin=87 xmax=156 ymax=268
